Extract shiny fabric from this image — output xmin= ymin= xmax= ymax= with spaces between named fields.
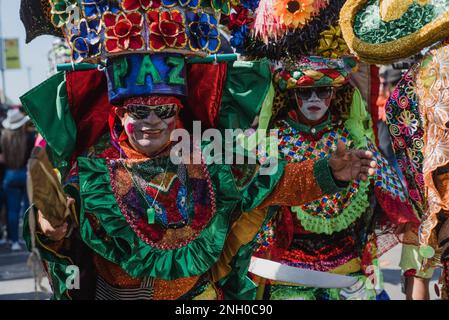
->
xmin=218 ymin=59 xmax=272 ymax=131
xmin=416 ymin=43 xmax=449 ymax=249
xmin=20 ymin=72 xmax=76 ymax=161
xmin=187 ymin=62 xmax=227 ymax=128
xmin=77 ymin=156 xmax=240 ymax=280
xmin=66 ymin=69 xmax=114 ymax=164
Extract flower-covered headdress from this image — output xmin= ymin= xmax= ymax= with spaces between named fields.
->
xmin=41 ymin=0 xmax=227 ymax=62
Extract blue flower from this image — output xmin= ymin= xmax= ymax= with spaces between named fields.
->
xmin=70 ymin=18 xmax=102 ymax=62
xmin=240 ymin=0 xmax=259 ymax=11
xmin=81 ymin=0 xmax=109 ymax=18
xmin=230 ymin=25 xmax=248 ymax=53
xmin=162 ymin=0 xmax=199 ymax=9
xmin=188 ymin=13 xmax=221 ymax=53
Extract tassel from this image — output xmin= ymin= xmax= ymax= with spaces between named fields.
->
xmin=252 ymin=0 xmax=285 ymax=44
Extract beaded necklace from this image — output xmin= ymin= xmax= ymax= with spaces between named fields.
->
xmin=119 ymin=157 xmax=170 ymax=224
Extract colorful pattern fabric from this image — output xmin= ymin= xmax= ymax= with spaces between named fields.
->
xmin=385 ymin=65 xmax=425 ymax=214
xmin=274 ymin=56 xmax=357 ymax=91
xmin=416 ymin=43 xmax=449 ymax=252
xmin=276 ymin=120 xmax=369 ymax=235
xmin=107 ymin=157 xmax=215 ymax=248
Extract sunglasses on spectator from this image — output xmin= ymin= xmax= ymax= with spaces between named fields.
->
xmin=294 ymin=87 xmax=334 ymax=100
xmin=124 ymin=104 xmax=178 ymax=120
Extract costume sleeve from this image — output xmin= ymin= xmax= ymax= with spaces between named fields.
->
xmin=256 ymin=158 xmax=343 ymax=209
xmin=239 ymin=157 xmax=343 ymax=212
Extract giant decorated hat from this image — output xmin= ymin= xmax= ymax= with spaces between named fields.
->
xmin=223 ymin=0 xmax=349 ymax=60
xmin=340 ymin=0 xmax=449 ymax=64
xmin=44 ymin=0 xmax=228 ymax=62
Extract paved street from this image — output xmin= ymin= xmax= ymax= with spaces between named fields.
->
xmin=0 ymin=243 xmax=441 ymax=300
xmin=0 ymin=244 xmax=51 ymax=300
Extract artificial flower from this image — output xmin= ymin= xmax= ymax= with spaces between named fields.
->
xmin=81 ymin=0 xmax=109 ymax=18
xmin=104 ymin=11 xmax=145 ymax=52
xmin=228 ymin=6 xmax=253 ymax=30
xmin=273 ymin=0 xmax=314 ymax=29
xmin=70 ymin=18 xmax=102 ymax=62
xmin=49 ymin=0 xmax=79 ymax=28
xmin=162 ymin=0 xmax=200 ymax=9
xmin=122 ymin=0 xmax=161 ymax=11
xmin=188 ymin=12 xmax=221 ymax=53
xmin=147 ymin=10 xmax=187 ymax=51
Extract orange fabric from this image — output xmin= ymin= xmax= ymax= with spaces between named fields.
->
xmin=257 ymin=160 xmax=323 ymax=209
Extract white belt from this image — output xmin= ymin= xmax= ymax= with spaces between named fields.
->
xmin=248 ymin=257 xmax=360 ymax=289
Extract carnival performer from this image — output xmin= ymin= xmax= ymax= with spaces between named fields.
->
xmin=243 ymin=57 xmax=419 ymax=300
xmin=18 ymin=0 xmax=376 ymax=300
xmin=207 ymin=0 xmax=424 ymax=300
xmin=340 ymin=0 xmax=449 ymax=299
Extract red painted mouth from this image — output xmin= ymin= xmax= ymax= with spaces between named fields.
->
xmin=307 ymin=106 xmax=322 ymax=112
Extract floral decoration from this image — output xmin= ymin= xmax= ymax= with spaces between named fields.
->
xmin=162 ymin=0 xmax=200 ymax=9
xmin=49 ymin=0 xmax=79 ymax=28
xmin=147 ymin=10 xmax=187 ymax=51
xmin=397 ymin=110 xmax=419 ymax=137
xmin=121 ymin=0 xmax=162 ymax=11
xmin=230 ymin=25 xmax=249 ymax=53
xmin=273 ymin=0 xmax=315 ymax=29
xmin=227 ymin=6 xmax=253 ymax=30
xmin=69 ymin=18 xmax=102 ymax=62
xmin=104 ymin=11 xmax=145 ymax=53
xmin=207 ymin=0 xmax=231 ymax=15
xmin=188 ymin=12 xmax=221 ymax=53
xmin=316 ymin=25 xmax=349 ymax=58
xmin=81 ymin=0 xmax=109 ymax=19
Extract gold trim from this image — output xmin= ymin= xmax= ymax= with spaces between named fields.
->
xmin=340 ymin=0 xmax=449 ymax=64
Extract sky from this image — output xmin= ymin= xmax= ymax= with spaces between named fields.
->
xmin=1 ymin=0 xmax=56 ymax=104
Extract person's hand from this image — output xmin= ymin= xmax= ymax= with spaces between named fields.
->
xmin=37 ymin=198 xmax=74 ymax=241
xmin=329 ymin=140 xmax=376 ymax=182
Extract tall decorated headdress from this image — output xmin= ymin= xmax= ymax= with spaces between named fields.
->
xmin=220 ymin=0 xmax=359 ymax=124
xmin=19 ymin=0 xmax=276 ymax=167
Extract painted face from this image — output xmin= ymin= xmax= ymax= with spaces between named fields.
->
xmin=121 ymin=104 xmax=178 ymax=156
xmin=294 ymin=87 xmax=334 ymax=121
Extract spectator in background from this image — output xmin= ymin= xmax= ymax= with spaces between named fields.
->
xmin=0 ymin=108 xmax=33 ymax=251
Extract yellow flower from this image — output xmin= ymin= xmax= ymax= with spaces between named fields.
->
xmin=274 ymin=0 xmax=315 ymax=29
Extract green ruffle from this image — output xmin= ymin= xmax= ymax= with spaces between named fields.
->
xmin=78 ymin=156 xmax=241 ymax=280
xmin=291 ymin=179 xmax=370 ymax=235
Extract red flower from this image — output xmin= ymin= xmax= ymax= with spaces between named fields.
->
xmin=122 ymin=0 xmax=161 ymax=11
xmin=147 ymin=10 xmax=187 ymax=51
xmin=228 ymin=6 xmax=253 ymax=31
xmin=104 ymin=11 xmax=144 ymax=53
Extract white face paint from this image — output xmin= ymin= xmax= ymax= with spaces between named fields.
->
xmin=295 ymin=88 xmax=333 ymax=122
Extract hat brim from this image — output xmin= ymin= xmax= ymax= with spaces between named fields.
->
xmin=2 ymin=115 xmax=30 ymax=130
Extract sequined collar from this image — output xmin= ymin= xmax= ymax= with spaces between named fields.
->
xmin=284 ymin=114 xmax=333 ymax=136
